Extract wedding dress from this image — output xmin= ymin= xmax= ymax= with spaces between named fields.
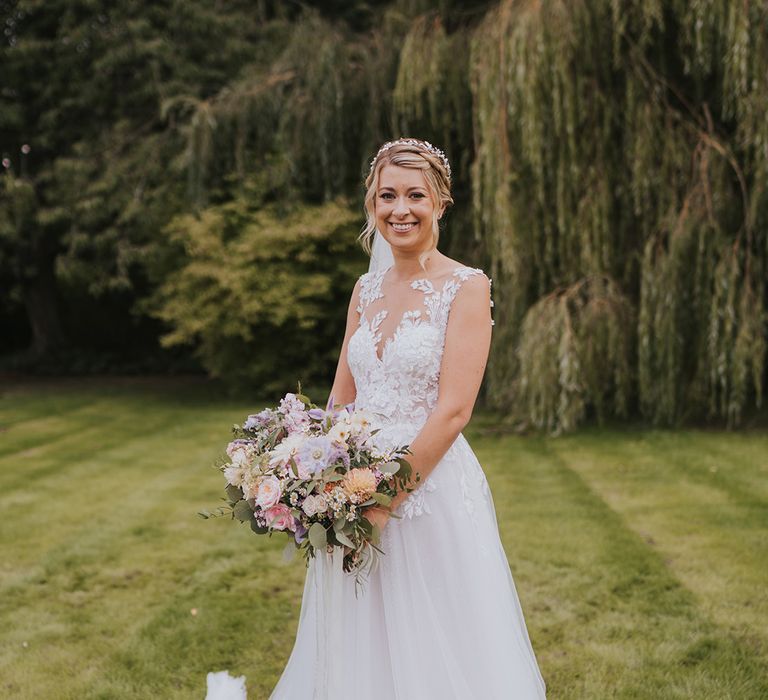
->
xmin=269 ymin=263 xmax=547 ymax=699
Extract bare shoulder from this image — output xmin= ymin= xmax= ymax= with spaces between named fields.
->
xmin=449 ymin=265 xmax=492 ymax=323
xmin=453 ymin=268 xmax=491 ymax=301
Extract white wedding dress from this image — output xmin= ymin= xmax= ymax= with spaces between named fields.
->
xmin=268 ymin=264 xmax=547 ymax=699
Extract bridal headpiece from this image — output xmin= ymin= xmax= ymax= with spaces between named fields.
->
xmin=368 ymin=138 xmax=451 ymax=181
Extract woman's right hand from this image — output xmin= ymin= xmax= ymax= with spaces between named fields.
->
xmin=363 ymin=505 xmax=391 ymax=536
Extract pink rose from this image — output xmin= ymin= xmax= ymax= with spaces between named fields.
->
xmin=255 ymin=475 xmax=281 ymax=509
xmin=264 ymin=503 xmax=295 ymax=531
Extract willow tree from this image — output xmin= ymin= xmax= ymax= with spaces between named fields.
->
xmin=471 ymin=0 xmax=767 ymax=430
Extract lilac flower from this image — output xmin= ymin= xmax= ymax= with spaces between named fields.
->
xmin=283 ymin=411 xmax=310 ymax=435
xmin=244 ymin=409 xmax=273 ymax=431
xmin=278 ymin=393 xmax=305 ymax=415
xmin=330 ymin=441 xmax=350 ymax=468
xmin=307 ymin=408 xmax=325 ymax=421
xmin=295 ymin=435 xmax=334 ymax=475
xmin=293 ymin=519 xmax=308 ymax=543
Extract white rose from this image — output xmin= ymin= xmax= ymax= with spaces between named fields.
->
xmin=255 ymin=475 xmax=281 ymax=509
xmin=301 ymin=495 xmax=318 ymax=517
xmin=302 ymin=494 xmax=327 ymax=518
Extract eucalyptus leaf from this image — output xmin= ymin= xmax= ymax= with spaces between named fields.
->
xmin=232 ymin=500 xmax=254 ymax=522
xmin=335 ymin=529 xmax=355 ymax=548
xmin=308 ymin=522 xmax=327 ymax=549
xmin=225 ymin=484 xmax=243 ymax=502
xmin=380 ymin=461 xmax=400 ymax=475
xmin=250 ymin=520 xmax=268 ymax=535
xmin=371 ymin=492 xmax=392 ymax=506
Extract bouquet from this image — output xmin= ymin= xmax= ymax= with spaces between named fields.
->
xmin=200 ymin=389 xmax=415 ymax=583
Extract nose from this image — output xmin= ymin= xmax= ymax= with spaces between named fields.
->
xmin=392 ymin=197 xmax=410 ymax=218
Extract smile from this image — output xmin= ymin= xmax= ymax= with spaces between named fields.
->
xmin=389 ymin=222 xmax=418 ymax=232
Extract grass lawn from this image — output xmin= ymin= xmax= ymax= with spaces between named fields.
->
xmin=1 ymin=378 xmax=766 ymax=699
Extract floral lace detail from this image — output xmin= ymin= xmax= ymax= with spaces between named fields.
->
xmin=356 ymin=268 xmax=387 ymax=314
xmin=362 ymin=309 xmax=387 ymax=348
xmin=454 ymin=266 xmax=483 ymax=282
xmin=397 ymin=479 xmax=438 ymax=519
xmin=459 ymin=461 xmax=490 ymax=517
xmin=347 ymin=265 xmax=488 ymax=518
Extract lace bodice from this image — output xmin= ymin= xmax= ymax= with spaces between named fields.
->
xmin=347 ymin=264 xmax=491 ymax=445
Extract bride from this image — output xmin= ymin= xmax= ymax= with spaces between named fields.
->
xmin=208 ymin=138 xmax=546 ymax=699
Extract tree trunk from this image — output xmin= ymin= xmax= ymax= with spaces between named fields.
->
xmin=21 ymin=253 xmax=65 ymax=357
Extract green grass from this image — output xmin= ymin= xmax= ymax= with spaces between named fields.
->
xmin=1 ymin=378 xmax=766 ymax=699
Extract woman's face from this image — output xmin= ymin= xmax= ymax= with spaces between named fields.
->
xmin=374 ymin=164 xmax=442 ymax=256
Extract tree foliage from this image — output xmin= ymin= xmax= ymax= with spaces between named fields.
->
xmin=1 ymin=0 xmax=765 ymax=429
xmin=150 ymin=193 xmax=365 ymax=393
xmin=471 ymin=0 xmax=767 ymax=429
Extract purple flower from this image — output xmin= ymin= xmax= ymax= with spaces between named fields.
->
xmin=307 ymin=408 xmax=325 ymax=421
xmin=295 ymin=435 xmax=334 ymax=474
xmin=244 ymin=409 xmax=273 ymax=431
xmin=330 ymin=441 xmax=350 ymax=468
xmin=283 ymin=411 xmax=310 ymax=435
xmin=278 ymin=393 xmax=305 ymax=415
xmin=293 ymin=519 xmax=308 ymax=543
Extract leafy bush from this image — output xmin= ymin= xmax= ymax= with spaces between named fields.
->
xmin=150 ymin=196 xmax=366 ymax=395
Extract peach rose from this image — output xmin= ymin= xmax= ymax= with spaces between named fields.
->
xmin=255 ymin=475 xmax=281 ymax=509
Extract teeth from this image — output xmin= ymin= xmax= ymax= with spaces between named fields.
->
xmin=391 ymin=222 xmax=417 ymax=231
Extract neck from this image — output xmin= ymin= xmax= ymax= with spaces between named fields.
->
xmin=390 ymin=249 xmax=444 ymax=281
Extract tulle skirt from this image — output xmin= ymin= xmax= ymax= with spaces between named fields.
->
xmin=270 ymin=433 xmax=547 ymax=699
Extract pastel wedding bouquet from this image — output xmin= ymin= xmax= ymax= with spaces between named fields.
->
xmin=200 ymin=389 xmax=414 ymax=582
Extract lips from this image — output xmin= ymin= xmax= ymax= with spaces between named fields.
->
xmin=389 ymin=222 xmax=418 ymax=232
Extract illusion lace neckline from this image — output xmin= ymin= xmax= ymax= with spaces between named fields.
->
xmin=363 ymin=264 xmax=475 ymax=362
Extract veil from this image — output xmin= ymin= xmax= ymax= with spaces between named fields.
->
xmin=368 ymin=229 xmax=394 ymax=273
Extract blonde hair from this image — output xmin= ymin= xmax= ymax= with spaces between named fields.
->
xmin=360 ymin=139 xmax=454 ymax=269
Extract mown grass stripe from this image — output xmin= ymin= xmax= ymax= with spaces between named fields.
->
xmin=549 ymin=432 xmax=768 ymax=669
xmin=2 ymin=383 xmax=767 ymax=699
xmin=475 ymin=434 xmax=768 ymax=699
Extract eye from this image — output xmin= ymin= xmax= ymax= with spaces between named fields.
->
xmin=411 ymin=193 xmax=425 ymax=199
xmin=379 ymin=193 xmax=394 ymax=200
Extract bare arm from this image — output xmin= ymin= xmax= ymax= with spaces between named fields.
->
xmin=389 ymin=273 xmax=493 ymax=512
xmin=327 ymin=278 xmax=362 ymax=408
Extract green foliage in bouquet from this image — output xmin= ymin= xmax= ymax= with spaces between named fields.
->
xmin=199 ymin=390 xmax=416 ymax=586
xmin=150 ymin=197 xmax=366 ymax=394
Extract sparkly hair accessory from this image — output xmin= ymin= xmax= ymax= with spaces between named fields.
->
xmin=368 ymin=138 xmax=451 ymax=180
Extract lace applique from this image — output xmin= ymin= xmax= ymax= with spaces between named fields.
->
xmin=398 ymin=478 xmax=438 ymax=519
xmin=453 ymin=266 xmax=483 ymax=282
xmin=365 ymin=309 xmax=387 ymax=346
xmin=347 ymin=265 xmax=490 ymax=519
xmin=356 ymin=269 xmax=387 ymax=314
xmin=411 ymin=278 xmax=435 ymax=295
xmin=460 ymin=463 xmax=490 ymax=517
xmin=489 ymin=277 xmax=495 ymax=326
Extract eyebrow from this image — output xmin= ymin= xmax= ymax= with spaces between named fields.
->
xmin=378 ymin=186 xmax=427 ymax=192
